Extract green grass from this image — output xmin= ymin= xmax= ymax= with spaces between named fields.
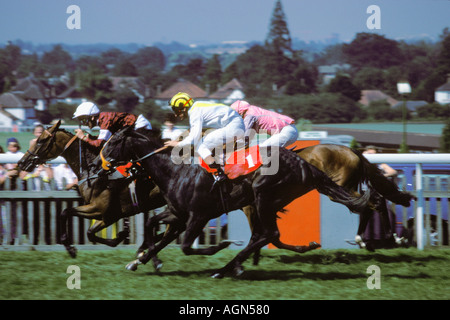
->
xmin=0 ymin=248 xmax=449 ymax=300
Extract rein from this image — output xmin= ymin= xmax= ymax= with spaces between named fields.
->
xmin=100 ymin=142 xmax=168 ymax=171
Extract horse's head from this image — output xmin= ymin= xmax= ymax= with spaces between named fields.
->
xmin=18 ymin=120 xmax=73 ymax=172
xmin=100 ymin=126 xmax=164 ymax=172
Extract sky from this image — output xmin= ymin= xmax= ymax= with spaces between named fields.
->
xmin=0 ymin=0 xmax=449 ymax=46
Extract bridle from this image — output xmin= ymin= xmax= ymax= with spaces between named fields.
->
xmin=100 ymin=132 xmax=168 ymax=171
xmin=25 ymin=129 xmax=78 ymax=167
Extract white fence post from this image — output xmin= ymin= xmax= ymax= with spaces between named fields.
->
xmin=415 ymin=163 xmax=424 ymax=250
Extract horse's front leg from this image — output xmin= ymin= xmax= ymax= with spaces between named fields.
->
xmin=126 ymin=214 xmax=184 ymax=271
xmin=60 ymin=204 xmax=102 ymax=258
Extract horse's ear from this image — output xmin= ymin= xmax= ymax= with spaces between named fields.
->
xmin=48 ymin=120 xmax=61 ymax=133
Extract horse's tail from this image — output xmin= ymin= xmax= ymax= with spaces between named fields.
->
xmin=352 ymin=149 xmax=415 ymax=207
xmin=303 ymin=158 xmax=371 ymax=214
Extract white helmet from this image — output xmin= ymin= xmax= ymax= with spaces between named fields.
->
xmin=73 ymin=102 xmax=100 ymax=119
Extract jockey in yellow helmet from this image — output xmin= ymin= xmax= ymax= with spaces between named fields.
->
xmin=165 ymin=92 xmax=245 ymax=183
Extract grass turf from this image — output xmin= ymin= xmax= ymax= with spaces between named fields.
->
xmin=0 ymin=247 xmax=449 ymax=300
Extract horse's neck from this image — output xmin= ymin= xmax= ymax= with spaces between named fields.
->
xmin=58 ymin=133 xmax=96 ymax=180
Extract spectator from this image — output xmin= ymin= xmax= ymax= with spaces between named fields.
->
xmin=3 ymin=138 xmax=25 ymax=245
xmin=22 ymin=124 xmax=53 ymax=190
xmin=53 ymin=164 xmax=78 ymax=190
xmin=162 ymin=113 xmax=184 ymax=141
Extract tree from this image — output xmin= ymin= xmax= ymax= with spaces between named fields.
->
xmin=41 ymin=45 xmax=73 ymax=76
xmin=264 ymin=0 xmax=296 ymax=89
xmin=440 ymin=118 xmax=450 ymax=152
xmin=326 ymin=75 xmax=361 ymax=101
xmin=131 ymin=47 xmax=165 ymax=72
xmin=202 ymin=54 xmax=222 ymax=93
xmin=343 ymin=33 xmax=403 ymax=70
xmin=114 ymin=88 xmax=139 ymax=113
xmin=265 ymin=0 xmax=292 ymax=54
xmin=284 ymin=63 xmax=317 ymax=95
xmin=353 ymin=67 xmax=385 ymax=90
xmin=78 ymin=67 xmax=113 ymax=105
xmin=113 ymin=59 xmax=138 ymax=76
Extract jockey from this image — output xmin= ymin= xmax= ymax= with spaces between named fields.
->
xmin=164 ymin=92 xmax=245 ymax=183
xmin=73 ymin=101 xmax=152 ymax=148
xmin=230 ymin=100 xmax=298 ymax=148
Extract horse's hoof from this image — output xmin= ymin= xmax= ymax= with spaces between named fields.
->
xmin=233 ymin=265 xmax=245 ymax=277
xmin=152 ymin=259 xmax=163 ymax=271
xmin=211 ymin=272 xmax=224 ymax=279
xmin=309 ymin=242 xmax=321 ymax=250
xmin=67 ymin=246 xmax=77 ymax=258
xmin=125 ymin=259 xmax=141 ymax=271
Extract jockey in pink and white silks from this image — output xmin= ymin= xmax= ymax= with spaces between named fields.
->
xmin=230 ymin=100 xmax=298 ymax=148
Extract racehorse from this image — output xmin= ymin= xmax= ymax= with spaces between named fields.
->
xmin=17 ymin=120 xmax=167 ymax=258
xmin=100 ymin=127 xmax=371 ymax=278
xmin=244 ymin=143 xmax=415 ymax=259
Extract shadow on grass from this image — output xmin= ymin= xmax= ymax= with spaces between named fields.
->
xmin=273 ymin=250 xmax=449 ymax=265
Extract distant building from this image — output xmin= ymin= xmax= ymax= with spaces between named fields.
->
xmin=208 ymin=78 xmax=245 ymax=104
xmin=318 ymin=64 xmax=351 ymax=85
xmin=0 ymin=92 xmax=36 ymax=126
xmin=56 ymin=86 xmax=86 ymax=105
xmin=392 ymin=100 xmax=428 ymax=114
xmin=435 ymin=74 xmax=450 ymax=105
xmin=154 ymin=78 xmax=208 ymax=108
xmin=12 ymin=75 xmax=49 ymax=111
xmin=359 ymin=90 xmax=398 ymax=107
xmin=109 ymin=76 xmax=149 ymax=103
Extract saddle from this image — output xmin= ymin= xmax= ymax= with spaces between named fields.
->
xmin=199 ymin=145 xmax=263 ymax=180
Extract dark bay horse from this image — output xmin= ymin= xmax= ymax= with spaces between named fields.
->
xmin=17 ymin=120 xmax=167 ymax=258
xmin=100 ymin=127 xmax=371 ymax=278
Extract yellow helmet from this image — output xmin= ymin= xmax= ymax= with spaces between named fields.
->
xmin=169 ymin=92 xmax=194 ymax=109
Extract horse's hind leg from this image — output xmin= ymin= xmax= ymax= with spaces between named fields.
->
xmin=86 ymin=220 xmax=129 ymax=247
xmin=271 ymin=238 xmax=321 ymax=253
xmin=180 ymin=214 xmax=232 ymax=257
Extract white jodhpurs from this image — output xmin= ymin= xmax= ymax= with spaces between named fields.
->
xmin=197 ymin=117 xmax=245 ymax=160
xmin=260 ymin=124 xmax=298 ymax=147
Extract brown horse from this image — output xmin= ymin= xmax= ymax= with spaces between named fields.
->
xmin=244 ymin=143 xmax=415 ymax=260
xmin=17 ymin=120 xmax=167 ymax=258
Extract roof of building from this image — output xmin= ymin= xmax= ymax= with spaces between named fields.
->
xmin=57 ymin=86 xmax=83 ymax=99
xmin=392 ymin=100 xmax=428 ymax=111
xmin=359 ymin=90 xmax=398 ymax=107
xmin=436 ymin=76 xmax=450 ymax=91
xmin=0 ymin=92 xmax=34 ymax=108
xmin=208 ymin=78 xmax=244 ymax=99
xmin=155 ymin=79 xmax=207 ymax=100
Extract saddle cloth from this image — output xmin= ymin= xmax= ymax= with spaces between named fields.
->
xmin=199 ymin=145 xmax=263 ymax=179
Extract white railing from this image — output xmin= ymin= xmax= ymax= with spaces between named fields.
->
xmin=364 ymin=153 xmax=450 ymax=250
